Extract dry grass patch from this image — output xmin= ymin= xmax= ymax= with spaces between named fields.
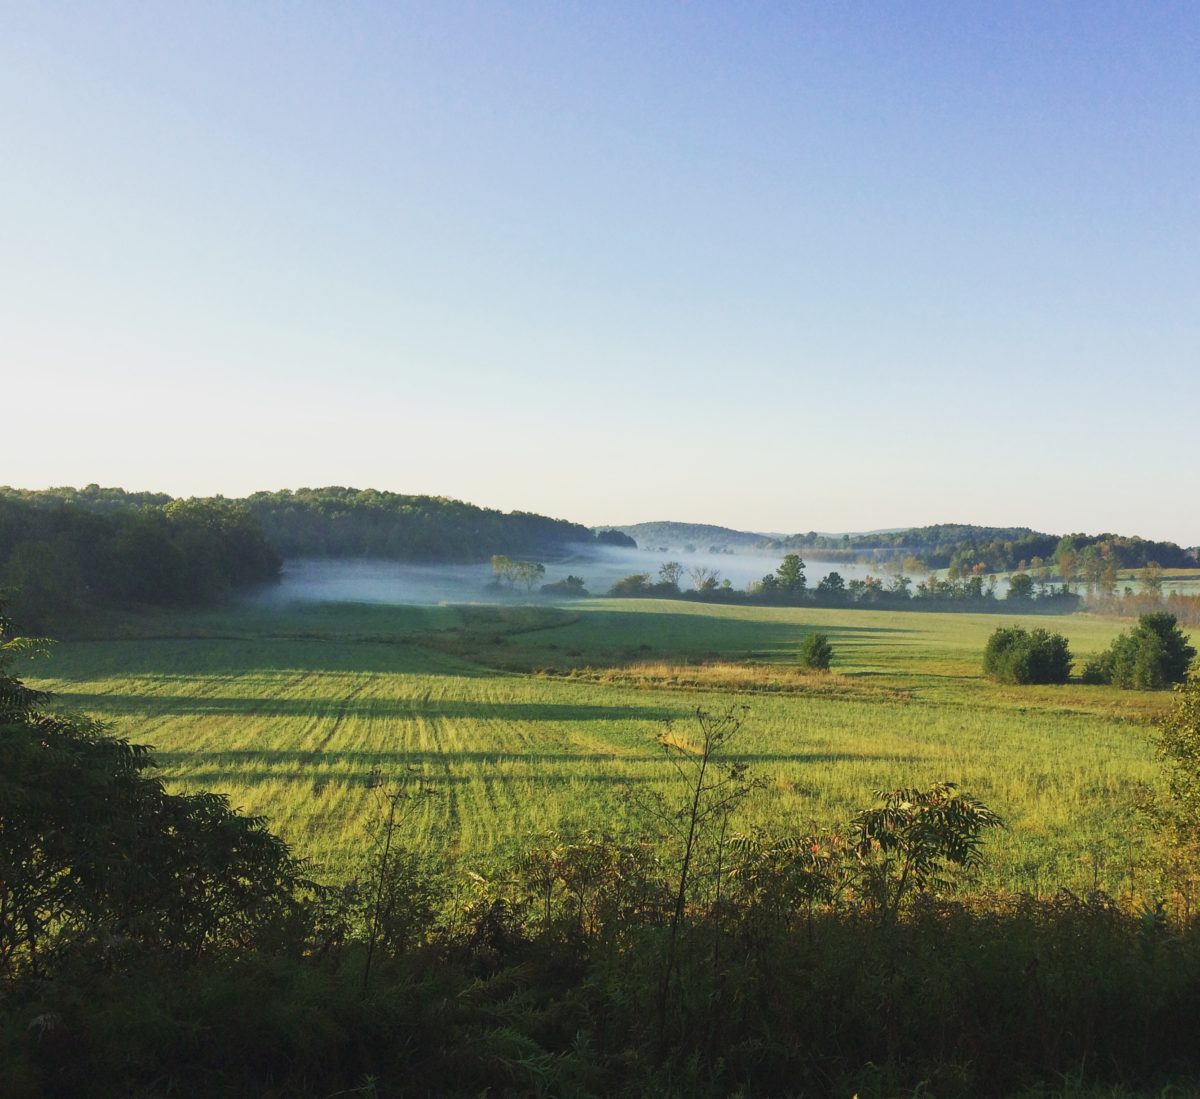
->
xmin=543 ymin=659 xmax=914 ymax=701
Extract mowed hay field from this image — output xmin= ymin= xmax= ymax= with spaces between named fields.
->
xmin=26 ymin=598 xmax=1192 ymax=894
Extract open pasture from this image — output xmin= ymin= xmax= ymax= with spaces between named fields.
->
xmin=26 ymin=598 xmax=1187 ymax=894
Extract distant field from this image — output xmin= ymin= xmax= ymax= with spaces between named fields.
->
xmin=25 ymin=598 xmax=1191 ymax=895
xmin=1124 ymin=567 xmax=1200 ymax=595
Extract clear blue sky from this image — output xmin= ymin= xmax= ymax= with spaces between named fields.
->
xmin=4 ymin=3 xmax=1198 ymax=542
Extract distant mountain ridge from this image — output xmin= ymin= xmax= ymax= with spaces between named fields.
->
xmin=608 ymin=520 xmax=1197 ymax=571
xmin=609 ymin=521 xmax=908 ymax=551
xmin=608 ymin=521 xmax=771 ymax=550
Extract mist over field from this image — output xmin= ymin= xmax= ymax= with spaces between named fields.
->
xmin=251 ymin=545 xmax=899 ymax=607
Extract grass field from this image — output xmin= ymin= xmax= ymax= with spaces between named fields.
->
xmin=24 ymin=597 xmax=1191 ymax=895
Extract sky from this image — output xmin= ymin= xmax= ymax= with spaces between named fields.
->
xmin=3 ymin=2 xmax=1198 ymax=542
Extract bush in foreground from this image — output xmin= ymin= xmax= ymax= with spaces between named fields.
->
xmin=0 ymin=608 xmax=321 ymax=982
xmin=983 ymin=625 xmax=1073 ymax=684
xmin=1149 ymin=679 xmax=1200 ymax=904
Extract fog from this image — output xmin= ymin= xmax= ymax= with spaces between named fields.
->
xmin=250 ymin=545 xmax=908 ymax=607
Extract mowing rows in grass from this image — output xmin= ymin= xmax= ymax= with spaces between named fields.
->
xmin=25 ymin=599 xmax=1185 ymax=895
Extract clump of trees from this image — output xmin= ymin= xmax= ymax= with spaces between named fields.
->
xmin=609 ymin=572 xmax=652 ymax=596
xmin=982 ymin=626 xmax=1073 ymax=685
xmin=608 ymin=567 xmax=689 ymax=597
xmin=540 ymin=575 xmax=588 ymax=597
xmin=1006 ymin=572 xmax=1037 ymax=601
xmin=594 ymin=528 xmax=637 ymax=548
xmin=1082 ymin=613 xmax=1196 ymax=689
xmin=489 ymin=554 xmax=547 ymax=591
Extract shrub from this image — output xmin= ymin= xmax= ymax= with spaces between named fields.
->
xmin=1080 ymin=653 xmax=1112 ymax=684
xmin=982 ymin=626 xmax=1072 ymax=684
xmin=608 ymin=573 xmax=650 ymax=596
xmin=798 ymin=632 xmax=833 ymax=670
xmin=1154 ymin=678 xmax=1200 ymax=846
xmin=1084 ymin=613 xmax=1196 ymax=689
xmin=0 ymin=608 xmax=315 ymax=979
xmin=541 ymin=575 xmax=588 ymax=597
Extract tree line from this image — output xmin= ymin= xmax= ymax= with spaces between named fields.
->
xmin=1 ymin=485 xmax=632 ymax=566
xmin=608 ymin=553 xmax=1081 ymax=613
xmin=769 ymin=523 xmax=1195 ymax=574
xmin=242 ymin=487 xmax=610 ymax=561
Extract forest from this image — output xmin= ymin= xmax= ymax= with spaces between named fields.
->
xmin=242 ymin=486 xmax=613 ymax=561
xmin=0 ymin=492 xmax=280 ymax=629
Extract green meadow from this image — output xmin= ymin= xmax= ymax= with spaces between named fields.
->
xmin=25 ymin=598 xmax=1187 ymax=894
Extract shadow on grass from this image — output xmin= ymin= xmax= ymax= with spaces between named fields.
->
xmin=55 ymin=692 xmax=684 ymax=723
xmin=44 ymin=605 xmax=920 ymax=685
xmin=40 ymin=636 xmax=495 ymax=679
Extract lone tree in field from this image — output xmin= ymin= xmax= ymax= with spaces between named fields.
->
xmin=798 ymin=632 xmax=833 ymax=670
